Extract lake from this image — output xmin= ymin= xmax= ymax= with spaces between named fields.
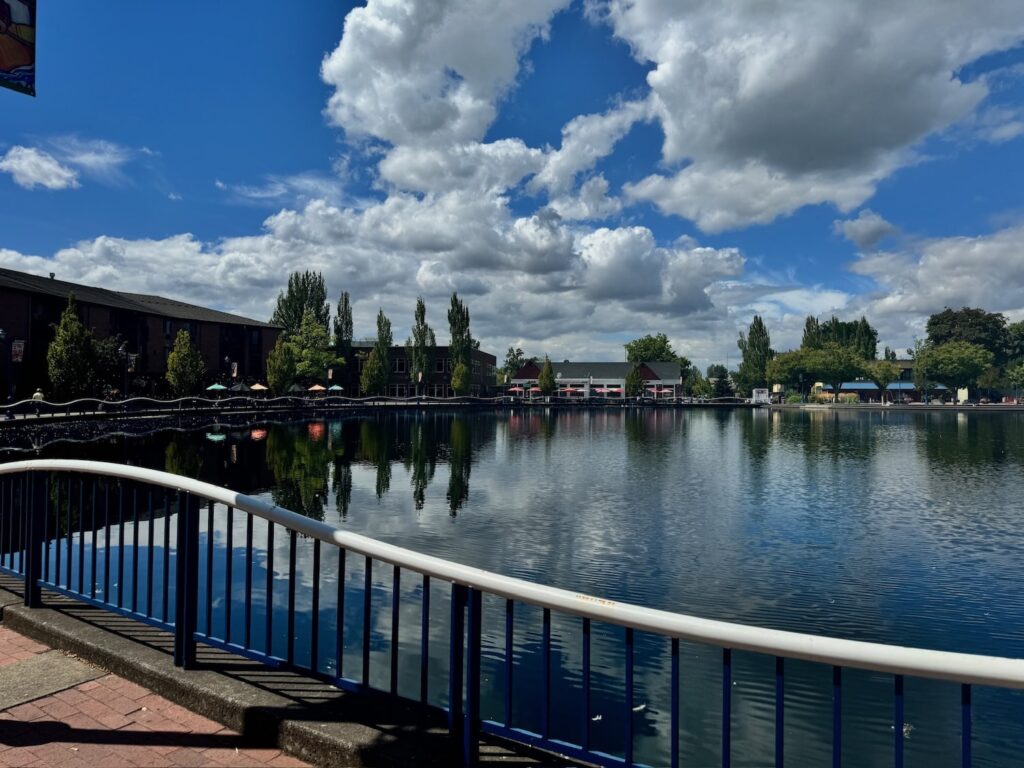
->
xmin=5 ymin=407 xmax=1024 ymax=766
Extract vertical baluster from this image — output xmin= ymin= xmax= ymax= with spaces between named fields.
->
xmin=421 ymin=574 xmax=430 ymax=705
xmin=117 ymin=481 xmax=124 ymax=608
xmin=104 ymin=482 xmax=111 ymax=602
xmin=265 ymin=521 xmax=275 ymax=657
xmin=722 ymin=648 xmax=731 ymax=768
xmin=42 ymin=475 xmax=49 ymax=583
xmin=503 ymin=599 xmax=513 ymax=727
xmin=541 ymin=608 xmax=551 ymax=740
xmin=54 ymin=478 xmax=61 ymax=587
xmin=1 ymin=476 xmax=7 ymax=571
xmin=625 ymin=627 xmax=634 ymax=767
xmin=130 ymin=486 xmax=139 ymax=613
xmin=90 ymin=483 xmax=97 ymax=600
xmin=363 ymin=556 xmax=373 ymax=687
xmin=162 ymin=491 xmax=170 ymax=621
xmin=64 ymin=478 xmax=71 ymax=589
xmin=448 ymin=584 xmax=467 ymax=754
xmin=173 ymin=492 xmax=200 ymax=669
xmin=962 ymin=684 xmax=972 ymax=768
xmin=832 ymin=666 xmax=842 ymax=768
xmin=146 ymin=489 xmax=154 ymax=618
xmin=893 ymin=674 xmax=903 ymax=768
xmin=244 ymin=514 xmax=253 ymax=648
xmin=287 ymin=529 xmax=297 ymax=664
xmin=582 ymin=617 xmax=591 ymax=753
xmin=671 ymin=638 xmax=680 ymax=768
xmin=77 ymin=479 xmax=84 ymax=593
xmin=205 ymin=502 xmax=214 ymax=636
xmin=336 ymin=548 xmax=346 ymax=680
xmin=391 ymin=566 xmax=400 ymax=696
xmin=464 ymin=587 xmax=482 ymax=768
xmin=776 ymin=657 xmax=785 ymax=768
xmin=24 ymin=472 xmax=44 ymax=608
xmin=225 ymin=507 xmax=233 ymax=645
xmin=310 ymin=539 xmax=320 ymax=673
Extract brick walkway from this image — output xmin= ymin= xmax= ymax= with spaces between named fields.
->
xmin=0 ymin=627 xmax=308 ymax=768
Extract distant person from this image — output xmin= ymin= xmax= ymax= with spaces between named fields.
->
xmin=31 ymin=388 xmax=43 ymax=401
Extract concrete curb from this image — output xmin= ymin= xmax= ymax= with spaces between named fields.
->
xmin=0 ymin=588 xmax=457 ymax=767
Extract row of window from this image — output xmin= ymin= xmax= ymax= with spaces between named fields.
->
xmin=357 ymin=355 xmax=489 ymax=377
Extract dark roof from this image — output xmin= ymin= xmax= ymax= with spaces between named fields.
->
xmin=117 ymin=291 xmax=277 ymax=328
xmin=0 ymin=266 xmax=275 ymax=328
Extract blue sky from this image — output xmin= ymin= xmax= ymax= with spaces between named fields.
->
xmin=3 ymin=0 xmax=1024 ymax=367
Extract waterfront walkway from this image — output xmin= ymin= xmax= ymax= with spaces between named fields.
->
xmin=0 ymin=625 xmax=307 ymax=768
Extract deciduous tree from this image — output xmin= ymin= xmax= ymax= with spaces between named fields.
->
xmin=917 ymin=341 xmax=994 ymax=394
xmin=47 ymin=294 xmax=98 ymax=399
xmin=735 ymin=315 xmax=773 ymax=395
xmin=289 ymin=310 xmax=341 ymax=382
xmin=406 ymin=297 xmax=435 ymax=392
xmin=374 ymin=309 xmax=392 ymax=378
xmin=360 ymin=348 xmax=387 ymax=395
xmin=165 ymin=329 xmax=205 ymax=397
xmin=538 ymin=356 xmax=555 ymax=395
xmin=270 ymin=271 xmax=329 ymax=337
xmin=266 ymin=336 xmax=297 ymax=395
xmin=334 ymin=290 xmax=353 ymax=358
xmin=451 ymin=360 xmax=470 ymax=395
xmin=926 ymin=307 xmax=1008 ymax=365
xmin=866 ymin=360 xmax=901 ymax=403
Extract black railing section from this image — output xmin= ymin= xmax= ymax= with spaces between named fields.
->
xmin=0 ymin=466 xmax=987 ymax=768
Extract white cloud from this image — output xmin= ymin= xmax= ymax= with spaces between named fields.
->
xmin=549 ymin=175 xmax=622 ymax=221
xmin=378 ymin=139 xmax=543 ymax=195
xmin=833 ymin=209 xmax=899 ymax=251
xmin=0 ymin=147 xmax=80 ymax=190
xmin=321 ymin=0 xmax=571 ymax=148
xmin=592 ymin=0 xmax=1024 ymax=230
xmin=48 ymin=136 xmax=134 ymax=183
xmin=218 ymin=172 xmax=347 ymax=206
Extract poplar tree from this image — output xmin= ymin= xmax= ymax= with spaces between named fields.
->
xmin=406 ymin=297 xmax=435 ymax=391
xmin=374 ymin=309 xmax=392 ymax=377
xmin=735 ymin=315 xmax=773 ymax=395
xmin=538 ymin=356 xmax=555 ymax=395
xmin=447 ymin=293 xmax=472 ymax=373
xmin=266 ymin=336 xmax=297 ymax=394
xmin=270 ymin=271 xmax=329 ymax=337
xmin=334 ymin=290 xmax=353 ymax=358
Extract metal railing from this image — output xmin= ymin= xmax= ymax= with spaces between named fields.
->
xmin=0 ymin=459 xmax=1019 ymax=766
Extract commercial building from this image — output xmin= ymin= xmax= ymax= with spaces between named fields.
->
xmin=0 ymin=266 xmax=280 ymax=399
xmin=509 ymin=360 xmax=682 ymax=397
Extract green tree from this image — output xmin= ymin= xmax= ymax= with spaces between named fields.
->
xmin=908 ymin=339 xmax=933 ymax=401
xmin=712 ymin=375 xmax=734 ymax=398
xmin=735 ymin=315 xmax=773 ymax=396
xmin=447 ymin=293 xmax=473 ymax=374
xmin=926 ymin=307 xmax=1008 ymax=365
xmin=360 ymin=348 xmax=387 ymax=395
xmin=406 ymin=297 xmax=435 ymax=393
xmin=810 ymin=343 xmax=866 ymax=402
xmin=624 ymin=364 xmax=644 ymax=397
xmin=866 ymin=360 xmax=901 ymax=403
xmin=1006 ymin=361 xmax=1024 ymax=400
xmin=451 ymin=360 xmax=470 ymax=395
xmin=537 ymin=356 xmax=555 ymax=395
xmin=917 ymin=341 xmax=994 ymax=394
xmin=333 ymin=290 xmax=353 ymax=358
xmin=706 ymin=363 xmax=728 ymax=380
xmin=624 ymin=333 xmax=690 ymax=376
xmin=47 ymin=295 xmax=98 ymax=399
xmin=266 ymin=336 xmax=297 ymax=394
xmin=801 ymin=316 xmax=823 ymax=349
xmin=288 ymin=310 xmax=341 ymax=382
xmin=688 ymin=370 xmax=712 ymax=398
xmin=883 ymin=346 xmax=898 ymax=361
xmin=165 ymin=329 xmax=205 ymax=396
xmin=93 ymin=335 xmax=126 ymax=394
xmin=270 ymin=271 xmax=329 ymax=337
xmin=374 ymin=308 xmax=392 ymax=379
xmin=766 ymin=349 xmax=814 ymax=397
xmin=501 ymin=346 xmax=526 ymax=383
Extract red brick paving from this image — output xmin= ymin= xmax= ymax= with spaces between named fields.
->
xmin=0 ymin=628 xmax=310 ymax=768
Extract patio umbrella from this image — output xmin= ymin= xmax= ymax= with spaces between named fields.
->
xmin=288 ymin=383 xmax=305 ymax=393
xmin=206 ymin=383 xmax=227 ymax=391
xmin=229 ymin=382 xmax=250 ymax=392
xmin=250 ymin=383 xmax=268 ymax=391
xmin=329 ymin=384 xmax=344 ymax=392
xmin=529 ymin=387 xmax=542 ymax=393
xmin=594 ymin=388 xmax=610 ymax=393
xmin=308 ymin=384 xmax=327 ymax=392
xmin=508 ymin=386 xmax=524 ymax=393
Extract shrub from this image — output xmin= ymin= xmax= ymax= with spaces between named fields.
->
xmin=838 ymin=393 xmax=860 ymax=404
xmin=785 ymin=393 xmax=803 ymax=404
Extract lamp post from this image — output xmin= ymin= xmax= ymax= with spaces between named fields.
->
xmin=223 ymin=356 xmax=231 ymax=385
xmin=417 ymin=370 xmax=423 ymax=402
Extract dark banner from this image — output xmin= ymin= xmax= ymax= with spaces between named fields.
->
xmin=0 ymin=0 xmax=35 ymax=96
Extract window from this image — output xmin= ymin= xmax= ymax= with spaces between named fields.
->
xmin=393 ymin=357 xmax=407 ymax=374
xmin=163 ymin=319 xmax=172 ymax=339
xmin=436 ymin=358 xmax=446 ymax=373
xmin=446 ymin=358 xmax=453 ymax=372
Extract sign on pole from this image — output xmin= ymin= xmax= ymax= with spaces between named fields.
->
xmin=10 ymin=340 xmax=24 ymax=362
xmin=0 ymin=1 xmax=36 ymax=97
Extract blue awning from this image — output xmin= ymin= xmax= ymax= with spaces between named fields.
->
xmin=821 ymin=381 xmax=948 ymax=391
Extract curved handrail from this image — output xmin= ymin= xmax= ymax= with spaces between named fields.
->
xmin=3 ymin=458 xmax=1024 ymax=689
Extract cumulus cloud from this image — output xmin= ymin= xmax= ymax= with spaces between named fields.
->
xmin=321 ymin=0 xmax=570 ymax=147
xmin=833 ymin=209 xmax=899 ymax=250
xmin=0 ymin=147 xmax=80 ymax=190
xmin=593 ymin=0 xmax=1024 ymax=230
xmin=549 ymin=175 xmax=622 ymax=221
xmin=378 ymin=139 xmax=543 ymax=195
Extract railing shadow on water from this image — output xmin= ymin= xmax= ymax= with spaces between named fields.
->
xmin=1 ymin=459 xmax=1022 ymax=767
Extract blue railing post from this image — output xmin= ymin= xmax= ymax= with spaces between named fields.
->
xmin=449 ymin=583 xmax=467 ymax=763
xmin=464 ymin=587 xmax=482 ymax=767
xmin=174 ymin=492 xmax=200 ymax=669
xmin=23 ymin=472 xmax=44 ymax=608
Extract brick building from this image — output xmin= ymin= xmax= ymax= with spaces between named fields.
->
xmin=344 ymin=341 xmax=497 ymax=397
xmin=0 ymin=266 xmax=280 ymax=399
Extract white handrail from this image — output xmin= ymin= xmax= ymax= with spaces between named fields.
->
xmin=3 ymin=458 xmax=1023 ymax=689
